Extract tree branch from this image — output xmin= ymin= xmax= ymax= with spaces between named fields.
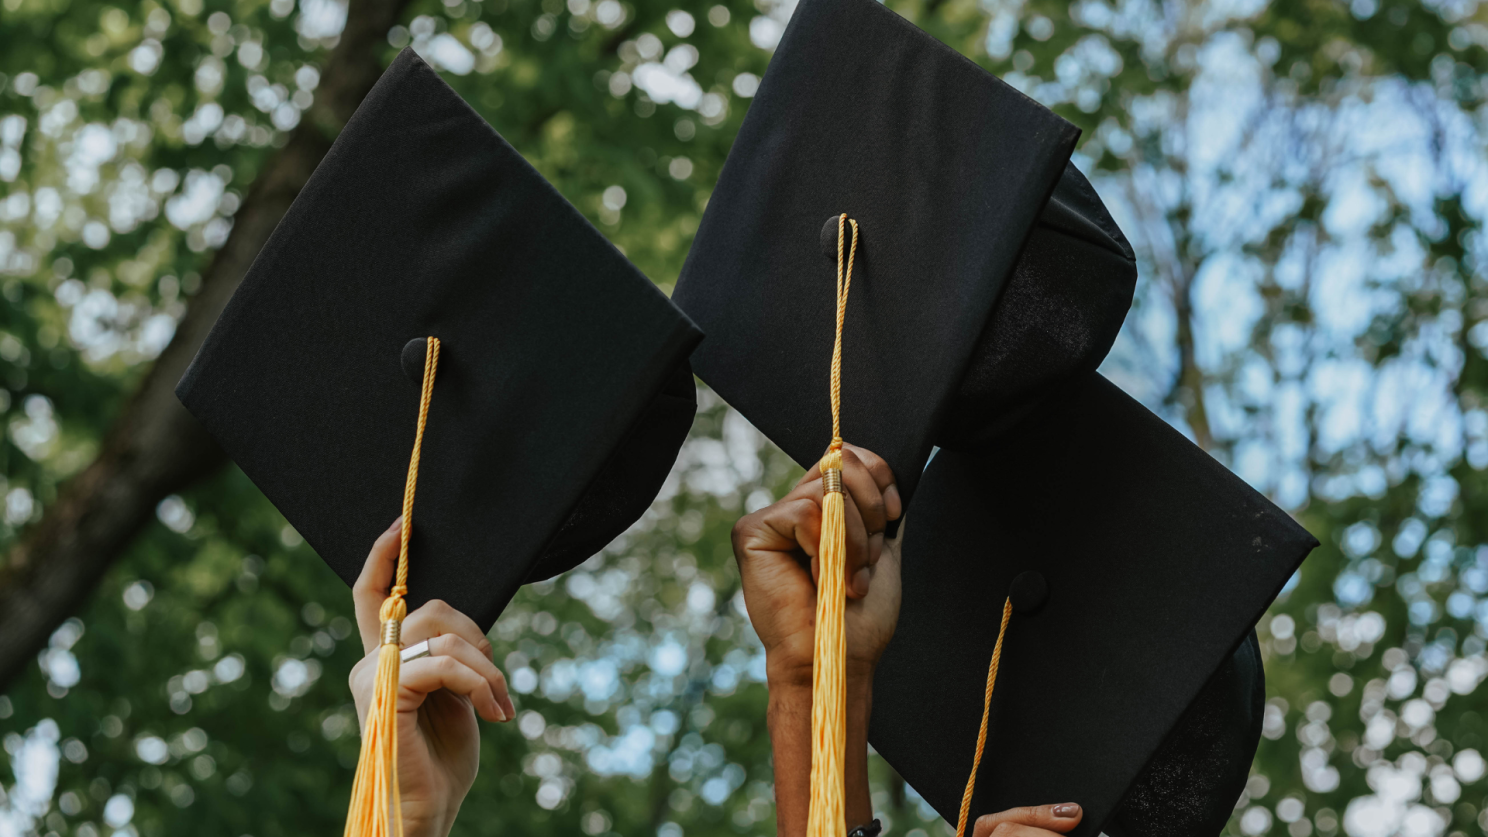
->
xmin=0 ymin=0 xmax=412 ymax=692
xmin=1126 ymin=147 xmax=1214 ymax=452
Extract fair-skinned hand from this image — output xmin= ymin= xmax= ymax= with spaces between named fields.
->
xmin=349 ymin=517 xmax=516 ymax=837
xmin=730 ymin=443 xmax=903 ymax=688
xmin=971 ymin=803 xmax=1084 ymax=837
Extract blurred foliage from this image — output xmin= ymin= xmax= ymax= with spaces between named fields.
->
xmin=2 ymin=0 xmax=1488 ymax=834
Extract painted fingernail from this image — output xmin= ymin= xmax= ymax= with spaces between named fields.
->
xmin=884 ymin=485 xmax=902 ymax=519
xmin=852 ymin=567 xmax=871 ymax=597
xmin=1053 ymin=803 xmax=1080 ymax=818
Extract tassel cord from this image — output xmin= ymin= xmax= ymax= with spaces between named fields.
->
xmin=954 ymin=598 xmax=1014 ymax=837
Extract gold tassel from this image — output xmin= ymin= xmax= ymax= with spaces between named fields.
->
xmin=344 ymin=336 xmax=440 ymax=837
xmin=807 ymin=215 xmax=857 ymax=837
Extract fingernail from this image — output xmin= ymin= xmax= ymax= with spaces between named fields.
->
xmin=388 ymin=515 xmax=403 ymax=532
xmin=492 ymin=704 xmax=507 ymax=722
xmin=884 ymin=485 xmax=902 ymax=519
xmin=1053 ymin=803 xmax=1080 ymax=818
xmin=852 ymin=567 xmax=871 ymax=597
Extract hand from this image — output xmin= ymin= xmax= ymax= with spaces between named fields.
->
xmin=349 ymin=517 xmax=517 ymax=837
xmin=730 ymin=443 xmax=903 ymax=687
xmin=731 ymin=443 xmax=901 ymax=836
xmin=971 ymin=804 xmax=1084 ymax=837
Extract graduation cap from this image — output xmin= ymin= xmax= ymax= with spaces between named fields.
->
xmin=176 ymin=49 xmax=702 ymax=834
xmin=670 ymin=0 xmax=1318 ymax=833
xmin=179 ymin=47 xmax=700 ymax=626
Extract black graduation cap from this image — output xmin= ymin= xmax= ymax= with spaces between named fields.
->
xmin=871 ymin=377 xmax=1307 ymax=837
xmin=676 ymin=0 xmax=1084 ymax=506
xmin=177 ymin=49 xmax=702 ymax=631
xmin=671 ymin=0 xmax=1318 ymax=833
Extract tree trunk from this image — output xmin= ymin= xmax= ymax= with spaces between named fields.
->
xmin=0 ymin=0 xmax=411 ymax=692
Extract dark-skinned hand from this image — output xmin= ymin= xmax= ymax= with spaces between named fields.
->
xmin=730 ymin=442 xmax=903 ymax=686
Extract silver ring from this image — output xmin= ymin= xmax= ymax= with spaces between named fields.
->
xmin=400 ymin=640 xmax=432 ymax=663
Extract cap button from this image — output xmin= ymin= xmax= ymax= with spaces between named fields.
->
xmin=401 ymin=338 xmax=429 ymax=384
xmin=1009 ymin=571 xmax=1049 ymax=614
xmin=820 ymin=215 xmax=844 ymax=260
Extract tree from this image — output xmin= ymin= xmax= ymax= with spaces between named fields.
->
xmin=0 ymin=0 xmax=414 ymax=692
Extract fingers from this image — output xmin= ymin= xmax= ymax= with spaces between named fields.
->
xmin=793 ymin=444 xmax=900 ymax=524
xmin=767 ymin=476 xmax=874 ymax=599
xmin=734 ymin=496 xmax=823 ymax=562
xmin=793 ymin=478 xmax=872 ymax=599
xmin=737 ymin=444 xmax=899 ymax=601
xmin=421 ymin=633 xmax=514 ymax=721
xmin=839 ymin=480 xmax=872 ymax=598
xmin=353 ymin=516 xmax=404 ymax=653
xmin=840 ymin=448 xmax=889 ymax=536
xmin=347 ymin=633 xmax=514 ymax=724
xmin=972 ymin=804 xmax=1083 ymax=837
xmin=399 ymin=655 xmax=508 ymax=723
xmin=841 ymin=443 xmax=901 ymax=521
xmin=402 ymin=598 xmax=494 ymax=660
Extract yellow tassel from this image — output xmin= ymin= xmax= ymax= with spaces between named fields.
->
xmin=345 ymin=597 xmax=408 ymax=837
xmin=808 ymin=447 xmax=848 ymax=837
xmin=807 ymin=215 xmax=857 ymax=837
xmin=345 ymin=337 xmax=440 ymax=837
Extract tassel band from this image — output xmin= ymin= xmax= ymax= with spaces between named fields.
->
xmin=823 ymin=468 xmax=843 ymax=495
xmin=381 ymin=619 xmax=402 ymax=647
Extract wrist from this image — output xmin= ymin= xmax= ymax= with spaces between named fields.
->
xmin=402 ymin=800 xmax=461 ymax=837
xmin=846 ymin=659 xmax=878 ymax=694
xmin=765 ymin=671 xmax=877 ymax=836
xmin=766 ymin=656 xmax=878 ymax=692
xmin=766 ymin=657 xmax=814 ymax=692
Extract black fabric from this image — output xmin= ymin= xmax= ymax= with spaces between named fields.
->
xmin=870 ymin=375 xmax=1316 ymax=837
xmin=177 ymin=49 xmax=702 ymax=631
xmin=1106 ymin=631 xmax=1265 ymax=837
xmin=938 ymin=162 xmax=1138 ymax=448
xmin=673 ymin=0 xmax=1080 ymax=502
xmin=526 ymin=362 xmax=697 ymax=582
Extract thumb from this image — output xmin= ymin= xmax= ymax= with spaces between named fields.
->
xmin=972 ymin=803 xmax=1083 ymax=836
xmin=352 ymin=516 xmax=404 ymax=654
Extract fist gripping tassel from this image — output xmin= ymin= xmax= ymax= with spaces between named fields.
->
xmin=344 ymin=336 xmax=440 ymax=837
xmin=807 ymin=215 xmax=857 ymax=837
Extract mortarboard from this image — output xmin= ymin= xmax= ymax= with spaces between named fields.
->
xmin=177 ymin=48 xmax=703 ymax=835
xmin=872 ymin=374 xmax=1305 ymax=837
xmin=670 ymin=0 xmax=1318 ymax=834
xmin=177 ymin=47 xmax=701 ymax=645
xmin=674 ymin=0 xmax=1080 ymax=510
